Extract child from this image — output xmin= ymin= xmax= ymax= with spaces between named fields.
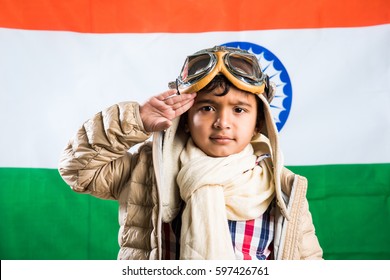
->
xmin=59 ymin=46 xmax=323 ymax=260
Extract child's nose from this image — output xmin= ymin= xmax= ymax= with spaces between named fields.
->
xmin=213 ymin=111 xmax=231 ymax=129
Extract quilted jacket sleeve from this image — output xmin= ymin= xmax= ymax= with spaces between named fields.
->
xmin=58 ymin=102 xmax=151 ymax=200
xmin=299 ymin=198 xmax=324 ymax=259
xmin=280 ymin=168 xmax=323 ymax=260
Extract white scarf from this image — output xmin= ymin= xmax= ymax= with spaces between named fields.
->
xmin=176 ymin=139 xmax=275 ymax=259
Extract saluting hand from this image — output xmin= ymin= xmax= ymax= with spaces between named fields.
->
xmin=140 ymin=89 xmax=196 ymax=132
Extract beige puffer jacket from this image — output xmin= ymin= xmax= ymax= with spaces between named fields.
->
xmin=58 ymin=101 xmax=323 ymax=260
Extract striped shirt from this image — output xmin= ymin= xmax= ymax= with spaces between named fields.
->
xmin=162 ymin=205 xmax=274 ymax=260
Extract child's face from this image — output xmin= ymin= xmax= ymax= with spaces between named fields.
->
xmin=187 ymin=87 xmax=258 ymax=157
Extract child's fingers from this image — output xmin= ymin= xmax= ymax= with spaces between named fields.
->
xmin=156 ymin=89 xmax=178 ymax=101
xmin=168 ymin=94 xmax=196 ymax=113
xmin=164 ymin=92 xmax=196 ymax=107
xmin=173 ymin=97 xmax=196 ymax=117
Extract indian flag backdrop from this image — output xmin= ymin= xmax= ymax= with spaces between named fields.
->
xmin=0 ymin=0 xmax=389 ymax=260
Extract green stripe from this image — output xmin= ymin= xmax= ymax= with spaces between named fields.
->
xmin=289 ymin=163 xmax=390 ymax=260
xmin=0 ymin=168 xmax=118 ymax=260
xmin=1 ymin=164 xmax=389 ymax=260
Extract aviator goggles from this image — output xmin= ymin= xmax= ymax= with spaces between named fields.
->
xmin=169 ymin=46 xmax=274 ymax=102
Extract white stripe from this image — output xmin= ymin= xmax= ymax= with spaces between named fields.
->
xmin=0 ymin=25 xmax=389 ymax=168
xmin=232 ymin=221 xmax=245 ymax=260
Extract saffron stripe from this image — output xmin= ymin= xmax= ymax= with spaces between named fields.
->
xmin=0 ymin=0 xmax=388 ymax=33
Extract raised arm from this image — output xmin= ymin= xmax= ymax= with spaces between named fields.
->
xmin=58 ymin=90 xmax=196 ymax=200
xmin=58 ymin=102 xmax=151 ymax=199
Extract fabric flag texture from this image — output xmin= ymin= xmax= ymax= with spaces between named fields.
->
xmin=0 ymin=0 xmax=389 ymax=260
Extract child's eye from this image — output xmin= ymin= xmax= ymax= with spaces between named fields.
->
xmin=201 ymin=106 xmax=214 ymax=112
xmin=234 ymin=107 xmax=246 ymax=113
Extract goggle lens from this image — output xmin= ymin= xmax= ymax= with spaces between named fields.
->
xmin=180 ymin=54 xmax=215 ymax=83
xmin=226 ymin=53 xmax=262 ymax=82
